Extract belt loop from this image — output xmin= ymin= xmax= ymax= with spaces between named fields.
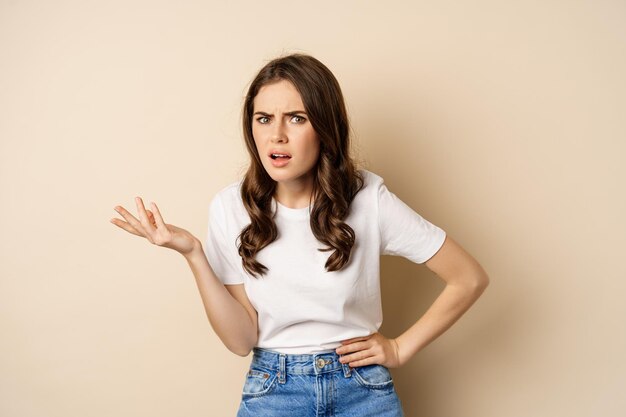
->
xmin=341 ymin=362 xmax=352 ymax=378
xmin=278 ymin=353 xmax=286 ymax=384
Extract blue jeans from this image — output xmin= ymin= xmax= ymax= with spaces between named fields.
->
xmin=236 ymin=347 xmax=404 ymax=417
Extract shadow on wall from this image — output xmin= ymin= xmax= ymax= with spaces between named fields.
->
xmin=379 ymin=254 xmax=514 ymax=416
xmin=379 ymin=255 xmax=445 ymax=414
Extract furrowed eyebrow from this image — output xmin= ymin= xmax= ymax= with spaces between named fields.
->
xmin=253 ymin=110 xmax=307 ymax=116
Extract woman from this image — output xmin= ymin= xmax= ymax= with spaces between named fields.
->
xmin=111 ymin=53 xmax=489 ymax=416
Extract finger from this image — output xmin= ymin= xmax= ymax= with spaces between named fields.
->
xmin=135 ymin=197 xmax=156 ymax=234
xmin=113 ymin=205 xmax=148 ymax=236
xmin=149 ymin=201 xmax=167 ymax=229
xmin=110 ymin=217 xmax=143 ymax=237
xmin=336 ymin=340 xmax=370 ymax=355
xmin=347 ymin=355 xmax=378 ymax=368
xmin=340 ymin=349 xmax=374 ymax=366
xmin=145 ymin=209 xmax=157 ymax=228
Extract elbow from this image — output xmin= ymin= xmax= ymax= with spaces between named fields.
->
xmin=455 ymin=269 xmax=489 ymax=295
xmin=228 ymin=342 xmax=253 ymax=357
xmin=446 ymin=265 xmax=489 ymax=296
xmin=472 ymin=271 xmax=490 ymax=294
xmin=231 ymin=347 xmax=252 ymax=357
xmin=227 ymin=336 xmax=257 ymax=357
xmin=469 ymin=259 xmax=490 ymax=290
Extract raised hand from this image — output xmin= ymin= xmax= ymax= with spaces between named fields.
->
xmin=110 ymin=196 xmax=200 ymax=256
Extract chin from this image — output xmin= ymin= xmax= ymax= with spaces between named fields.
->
xmin=265 ymin=169 xmax=300 ymax=184
xmin=262 ymin=167 xmax=285 ymax=181
xmin=267 ymin=172 xmax=291 ymax=183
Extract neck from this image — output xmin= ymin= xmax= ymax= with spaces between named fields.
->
xmin=274 ymin=174 xmax=315 ymax=209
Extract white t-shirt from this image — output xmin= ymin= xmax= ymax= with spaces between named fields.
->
xmin=203 ymin=169 xmax=446 ymax=354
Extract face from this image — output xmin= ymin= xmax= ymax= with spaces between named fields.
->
xmin=252 ymin=79 xmax=320 ymax=192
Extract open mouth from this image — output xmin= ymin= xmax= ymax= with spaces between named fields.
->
xmin=270 ymin=153 xmax=292 ymax=160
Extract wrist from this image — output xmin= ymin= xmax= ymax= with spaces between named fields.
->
xmin=393 ymin=336 xmax=413 ymax=366
xmin=183 ymin=239 xmax=204 ymax=262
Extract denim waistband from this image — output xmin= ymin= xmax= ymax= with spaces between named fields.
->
xmin=250 ymin=347 xmax=353 ymax=380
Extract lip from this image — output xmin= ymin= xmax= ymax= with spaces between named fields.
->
xmin=268 ymin=150 xmax=292 ymax=168
xmin=268 ymin=149 xmax=292 ymax=158
xmin=270 ymin=156 xmax=290 ymax=167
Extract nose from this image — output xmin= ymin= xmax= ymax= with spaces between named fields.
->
xmin=271 ymin=119 xmax=288 ymax=143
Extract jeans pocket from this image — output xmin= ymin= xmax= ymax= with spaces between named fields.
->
xmin=241 ymin=368 xmax=278 ymax=398
xmin=351 ymin=364 xmax=394 ymax=390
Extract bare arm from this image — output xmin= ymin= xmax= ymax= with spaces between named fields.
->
xmin=184 ymin=241 xmax=258 ymax=356
xmin=394 ymin=235 xmax=490 ymax=363
xmin=110 ymin=197 xmax=257 ymax=356
xmin=336 ymin=234 xmax=489 ymax=367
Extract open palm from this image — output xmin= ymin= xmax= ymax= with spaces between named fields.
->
xmin=110 ymin=196 xmax=199 ymax=256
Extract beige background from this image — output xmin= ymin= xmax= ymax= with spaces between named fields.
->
xmin=1 ymin=0 xmax=624 ymax=416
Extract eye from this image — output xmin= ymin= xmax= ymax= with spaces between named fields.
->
xmin=256 ymin=116 xmax=270 ymax=124
xmin=291 ymin=115 xmax=306 ymax=123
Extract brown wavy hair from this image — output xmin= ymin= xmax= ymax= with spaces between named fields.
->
xmin=237 ymin=53 xmax=364 ymax=278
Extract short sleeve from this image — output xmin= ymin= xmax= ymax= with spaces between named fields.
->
xmin=378 ymin=181 xmax=446 ymax=264
xmin=203 ymin=194 xmax=244 ymax=285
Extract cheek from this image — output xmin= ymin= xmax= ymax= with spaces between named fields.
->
xmin=312 ymin=144 xmax=321 ymax=163
xmin=251 ymin=130 xmax=262 ymax=150
xmin=251 ymin=127 xmax=260 ymax=144
xmin=310 ymin=137 xmax=321 ymax=162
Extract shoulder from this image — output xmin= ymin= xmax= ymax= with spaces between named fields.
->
xmin=357 ymin=167 xmax=383 ymax=184
xmin=208 ymin=177 xmax=245 ymax=220
xmin=207 ymin=177 xmax=251 ymax=233
xmin=211 ymin=177 xmax=243 ymax=206
xmin=349 ymin=168 xmax=388 ymax=213
xmin=356 ymin=168 xmax=385 ymax=196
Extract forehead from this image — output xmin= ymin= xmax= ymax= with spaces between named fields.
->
xmin=253 ymin=79 xmax=304 ymax=110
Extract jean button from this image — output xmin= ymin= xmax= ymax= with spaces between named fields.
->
xmin=316 ymin=358 xmax=325 ymax=368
